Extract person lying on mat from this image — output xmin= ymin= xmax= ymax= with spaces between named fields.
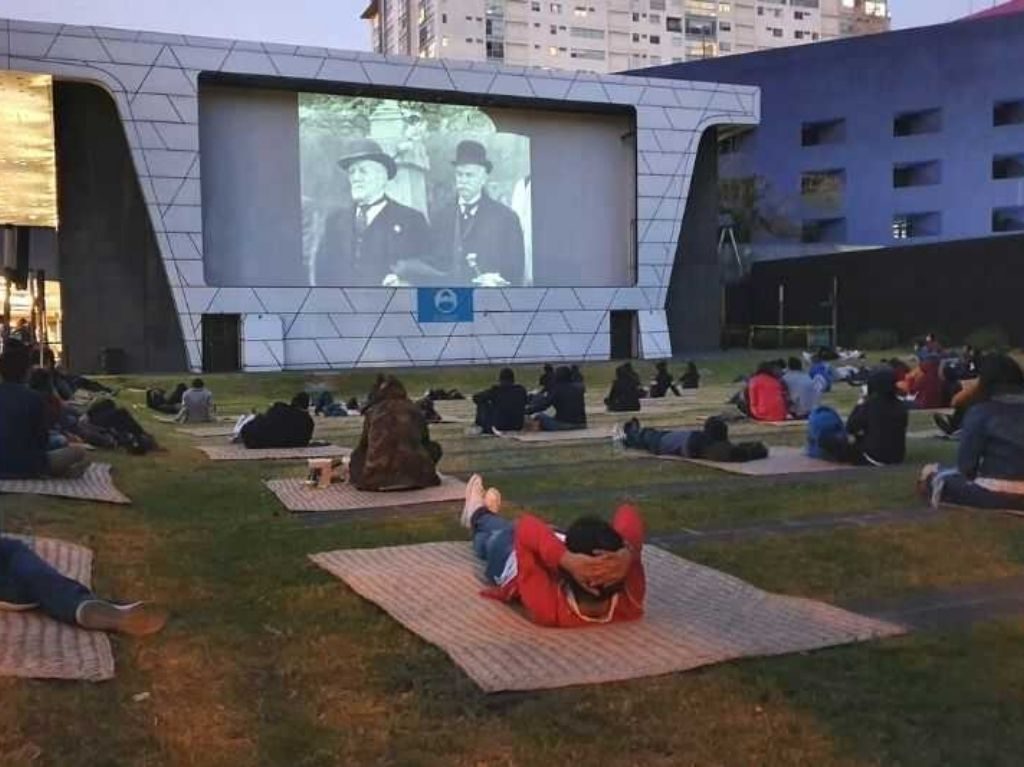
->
xmin=618 ymin=416 xmax=768 ymax=462
xmin=0 ymin=536 xmax=167 ymax=636
xmin=176 ymin=378 xmax=216 ymax=424
xmin=349 ymin=376 xmax=442 ymax=491
xmin=604 ymin=362 xmax=644 ymax=413
xmin=524 ymin=365 xmax=587 ymax=431
xmin=240 ymin=393 xmax=315 ymax=449
xmin=472 ymin=367 xmax=528 ymax=434
xmin=461 ymin=474 xmax=645 ymax=627
xmin=918 ymin=354 xmax=1024 ymax=511
xmin=810 ymin=367 xmax=908 ymax=466
xmin=0 ymin=344 xmax=90 ymax=479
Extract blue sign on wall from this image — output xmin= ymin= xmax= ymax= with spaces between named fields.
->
xmin=417 ymin=288 xmax=474 ymax=323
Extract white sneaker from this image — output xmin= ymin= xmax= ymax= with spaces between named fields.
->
xmin=461 ymin=474 xmax=486 ymax=529
xmin=611 ymin=424 xmax=626 ymax=445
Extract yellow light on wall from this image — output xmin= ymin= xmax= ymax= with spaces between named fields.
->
xmin=0 ymin=72 xmax=58 ymax=229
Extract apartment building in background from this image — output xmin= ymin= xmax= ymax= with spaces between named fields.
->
xmin=360 ymin=0 xmax=890 ymax=73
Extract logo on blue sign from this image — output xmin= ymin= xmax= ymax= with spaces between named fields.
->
xmin=417 ymin=288 xmax=474 ymax=323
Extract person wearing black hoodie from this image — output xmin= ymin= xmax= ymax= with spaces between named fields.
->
xmin=619 ymin=416 xmax=767 ymax=462
xmin=240 ymin=393 xmax=315 ymax=449
xmin=824 ymin=366 xmax=908 ymax=465
xmin=649 ymin=361 xmax=682 ymax=398
xmin=473 ymin=367 xmax=528 ymax=434
xmin=526 ymin=365 xmax=587 ymax=430
xmin=679 ymin=361 xmax=700 ymax=390
xmin=605 ymin=363 xmax=643 ymax=412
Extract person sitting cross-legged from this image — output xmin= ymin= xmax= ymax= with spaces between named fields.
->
xmin=525 ymin=365 xmax=587 ymax=431
xmin=348 ymin=376 xmax=442 ymax=491
xmin=649 ymin=361 xmax=682 ymax=398
xmin=472 ymin=367 xmax=528 ymax=434
xmin=604 ymin=362 xmax=644 ymax=413
xmin=176 ymin=378 xmax=215 ymax=424
xmin=619 ymin=416 xmax=768 ymax=462
xmin=0 ymin=345 xmax=90 ymax=479
xmin=813 ymin=367 xmax=908 ymax=466
xmin=460 ymin=474 xmax=645 ymax=627
xmin=0 ymin=536 xmax=167 ymax=636
xmin=918 ymin=354 xmax=1024 ymax=510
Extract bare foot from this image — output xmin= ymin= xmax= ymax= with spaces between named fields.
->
xmin=461 ymin=474 xmax=486 ymax=528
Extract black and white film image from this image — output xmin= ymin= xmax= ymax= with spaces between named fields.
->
xmin=300 ymin=94 xmax=533 ymax=288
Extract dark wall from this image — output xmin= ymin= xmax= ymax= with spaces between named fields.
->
xmin=54 ymin=82 xmax=186 ymax=373
xmin=728 ymin=235 xmax=1024 ymax=346
xmin=666 ymin=127 xmax=720 ymax=352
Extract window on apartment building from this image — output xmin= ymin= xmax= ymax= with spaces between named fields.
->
xmin=801 ymin=169 xmax=846 ymax=205
xmin=632 ymin=12 xmax=640 ymax=21
xmin=441 ymin=13 xmax=447 ymax=22
xmin=534 ymin=22 xmax=541 ymax=27
xmin=650 ymin=0 xmax=666 ymax=9
xmin=549 ymin=45 xmax=559 ymax=55
xmin=792 ymin=0 xmax=821 ymax=6
xmin=550 ymin=2 xmax=562 ymax=12
xmin=632 ymin=32 xmax=641 ymax=41
xmin=570 ymin=48 xmax=606 ymax=59
xmin=795 ymin=11 xmax=806 ymax=19
xmin=531 ymin=1 xmax=541 ymax=9
xmin=550 ymin=24 xmax=557 ymax=33
xmin=893 ymin=108 xmax=942 ymax=137
xmin=794 ymin=30 xmax=804 ymax=39
xmin=812 ymin=32 xmax=819 ymax=39
xmin=993 ymin=153 xmax=1024 ymax=179
xmin=574 ymin=5 xmax=588 ymax=16
xmin=720 ymin=21 xmax=732 ymax=31
xmin=719 ymin=40 xmax=732 ymax=51
xmin=650 ymin=13 xmax=661 ymax=23
xmin=893 ymin=160 xmax=941 ymax=187
xmin=757 ymin=6 xmax=764 ymax=14
xmin=772 ymin=28 xmax=783 ymax=37
xmin=892 ymin=212 xmax=941 ymax=240
xmin=671 ymin=35 xmax=683 ymax=45
xmin=650 ymin=34 xmax=661 ymax=43
xmin=719 ymin=2 xmax=732 ymax=11
xmin=993 ymin=206 xmax=1024 ymax=232
xmin=994 ymin=99 xmax=1024 ymax=127
xmin=441 ymin=35 xmax=449 ymax=46
xmin=666 ymin=16 xmax=682 ymax=31
xmin=686 ymin=15 xmax=717 ymax=36
xmin=570 ymin=26 xmax=605 ymax=39
xmin=486 ymin=41 xmax=505 ymax=59
xmin=801 ymin=218 xmax=847 ymax=244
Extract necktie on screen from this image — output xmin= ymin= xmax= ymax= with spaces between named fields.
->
xmin=355 ymin=205 xmax=368 ymax=237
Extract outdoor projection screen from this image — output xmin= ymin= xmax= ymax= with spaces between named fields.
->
xmin=199 ymin=84 xmax=636 ymax=288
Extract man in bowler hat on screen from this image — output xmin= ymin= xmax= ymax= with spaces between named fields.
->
xmin=432 ymin=140 xmax=525 ymax=287
xmin=315 ymin=138 xmax=430 ymax=286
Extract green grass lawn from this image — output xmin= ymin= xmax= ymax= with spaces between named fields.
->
xmin=4 ymin=350 xmax=1024 ymax=766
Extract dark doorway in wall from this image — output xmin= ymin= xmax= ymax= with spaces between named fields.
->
xmin=609 ymin=310 xmax=638 ymax=359
xmin=53 ymin=81 xmax=186 ymax=373
xmin=202 ymin=314 xmax=241 ymax=372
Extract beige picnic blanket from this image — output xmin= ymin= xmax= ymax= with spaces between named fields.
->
xmin=0 ymin=535 xmax=115 ymax=681
xmin=267 ymin=474 xmax=465 ymax=513
xmin=643 ymin=446 xmax=852 ymax=476
xmin=196 ymin=444 xmax=351 ymax=461
xmin=310 ymin=542 xmax=904 ymax=692
xmin=505 ymin=427 xmax=612 ymax=443
xmin=0 ymin=464 xmax=130 ymax=505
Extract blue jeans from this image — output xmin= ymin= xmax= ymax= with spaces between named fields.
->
xmin=533 ymin=413 xmax=583 ymax=432
xmin=934 ymin=471 xmax=1024 ymax=511
xmin=0 ymin=538 xmax=93 ymax=624
xmin=470 ymin=509 xmax=515 ymax=585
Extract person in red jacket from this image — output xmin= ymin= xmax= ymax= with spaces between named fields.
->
xmin=906 ymin=355 xmax=945 ymax=409
xmin=746 ymin=362 xmax=789 ymax=422
xmin=460 ymin=474 xmax=645 ymax=627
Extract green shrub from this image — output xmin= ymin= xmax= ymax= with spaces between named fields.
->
xmin=855 ymin=328 xmax=899 ymax=350
xmin=965 ymin=325 xmax=1010 ymax=352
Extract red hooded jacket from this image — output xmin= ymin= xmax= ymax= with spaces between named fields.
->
xmin=482 ymin=505 xmax=646 ymax=628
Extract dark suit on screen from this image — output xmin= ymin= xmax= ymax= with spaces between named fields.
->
xmin=432 ymin=192 xmax=525 ymax=286
xmin=315 ymin=196 xmax=430 ymax=286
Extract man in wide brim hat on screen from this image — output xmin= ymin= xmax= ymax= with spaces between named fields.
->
xmin=314 ymin=138 xmax=430 ymax=287
xmin=430 ymin=139 xmax=525 ymax=287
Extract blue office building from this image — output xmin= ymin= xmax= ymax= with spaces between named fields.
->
xmin=640 ymin=10 xmax=1024 ymax=256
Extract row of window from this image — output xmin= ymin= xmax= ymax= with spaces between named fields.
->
xmin=800 ymin=207 xmax=1024 ymax=245
xmin=798 ymin=102 xmax=1024 ymax=147
xmin=798 ymin=155 xmax=1024 ymax=197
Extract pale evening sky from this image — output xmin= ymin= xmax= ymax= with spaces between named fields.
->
xmin=0 ymin=0 xmax=1013 ymax=50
